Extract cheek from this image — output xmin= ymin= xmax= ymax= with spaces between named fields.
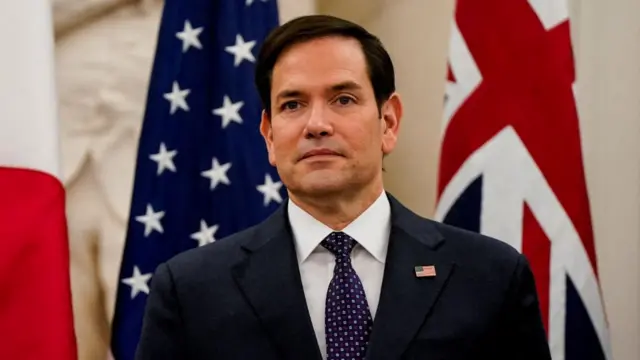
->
xmin=270 ymin=124 xmax=300 ymax=160
xmin=340 ymin=123 xmax=381 ymax=153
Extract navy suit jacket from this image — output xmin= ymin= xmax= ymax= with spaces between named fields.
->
xmin=135 ymin=193 xmax=551 ymax=360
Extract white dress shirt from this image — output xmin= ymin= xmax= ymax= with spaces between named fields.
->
xmin=287 ymin=191 xmax=391 ymax=360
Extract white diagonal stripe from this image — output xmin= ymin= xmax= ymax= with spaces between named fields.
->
xmin=528 ymin=0 xmax=569 ymax=30
xmin=442 ymin=19 xmax=482 ymax=138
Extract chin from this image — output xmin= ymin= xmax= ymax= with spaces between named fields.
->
xmin=295 ymin=171 xmax=348 ymax=196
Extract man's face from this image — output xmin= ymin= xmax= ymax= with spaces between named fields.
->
xmin=260 ymin=36 xmax=402 ymax=198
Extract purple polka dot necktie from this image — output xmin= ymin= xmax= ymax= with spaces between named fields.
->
xmin=321 ymin=232 xmax=373 ymax=360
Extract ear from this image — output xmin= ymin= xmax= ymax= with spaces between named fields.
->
xmin=259 ymin=110 xmax=277 ymax=166
xmin=380 ymin=92 xmax=403 ymax=155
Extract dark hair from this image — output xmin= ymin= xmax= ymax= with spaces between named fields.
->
xmin=254 ymin=14 xmax=396 ymax=117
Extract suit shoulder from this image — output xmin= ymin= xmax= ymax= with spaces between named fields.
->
xmin=388 ymin=193 xmax=521 ymax=265
xmin=417 ymin=217 xmax=526 ymax=280
xmin=159 ymin=224 xmax=257 ymax=278
xmin=434 ymin=220 xmax=521 ymax=259
xmin=415 ymin=220 xmax=532 ymax=299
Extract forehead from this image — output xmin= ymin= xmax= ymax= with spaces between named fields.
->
xmin=271 ymin=36 xmax=371 ymax=94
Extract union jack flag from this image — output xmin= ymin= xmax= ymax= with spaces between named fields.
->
xmin=436 ymin=1 xmax=612 ymax=359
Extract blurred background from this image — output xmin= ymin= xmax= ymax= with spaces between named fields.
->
xmin=22 ymin=0 xmax=640 ymax=358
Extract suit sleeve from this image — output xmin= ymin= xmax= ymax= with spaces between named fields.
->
xmin=498 ymin=253 xmax=552 ymax=359
xmin=135 ymin=262 xmax=187 ymax=360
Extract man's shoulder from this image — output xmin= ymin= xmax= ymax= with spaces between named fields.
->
xmin=421 ymin=217 xmax=526 ymax=280
xmin=160 ymin=223 xmax=258 ymax=279
xmin=388 ymin=193 xmax=522 ymax=268
xmin=431 ymin=219 xmax=520 ymax=259
xmin=390 ymin=192 xmax=525 ymax=280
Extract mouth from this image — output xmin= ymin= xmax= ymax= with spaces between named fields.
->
xmin=300 ymin=148 xmax=342 ymax=161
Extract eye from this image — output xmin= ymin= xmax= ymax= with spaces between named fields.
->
xmin=335 ymin=96 xmax=355 ymax=106
xmin=280 ymin=100 xmax=300 ymax=111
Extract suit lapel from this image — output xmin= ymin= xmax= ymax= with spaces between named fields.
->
xmin=231 ymin=205 xmax=322 ymax=360
xmin=366 ymin=195 xmax=456 ymax=360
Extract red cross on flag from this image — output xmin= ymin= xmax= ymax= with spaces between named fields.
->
xmin=435 ymin=1 xmax=612 ymax=359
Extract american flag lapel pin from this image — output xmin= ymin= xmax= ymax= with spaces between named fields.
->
xmin=415 ymin=265 xmax=436 ymax=278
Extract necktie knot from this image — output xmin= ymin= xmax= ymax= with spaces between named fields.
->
xmin=321 ymin=231 xmax=356 ymax=259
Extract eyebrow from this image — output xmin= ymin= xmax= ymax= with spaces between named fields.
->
xmin=330 ymin=80 xmax=363 ymax=92
xmin=275 ymin=80 xmax=363 ymax=102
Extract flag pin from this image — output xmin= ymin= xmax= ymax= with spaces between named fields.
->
xmin=415 ymin=265 xmax=436 ymax=278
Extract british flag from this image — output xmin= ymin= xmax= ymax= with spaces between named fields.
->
xmin=435 ymin=1 xmax=612 ymax=359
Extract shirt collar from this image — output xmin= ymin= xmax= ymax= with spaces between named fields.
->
xmin=288 ymin=191 xmax=391 ymax=264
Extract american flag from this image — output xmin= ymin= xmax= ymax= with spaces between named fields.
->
xmin=414 ymin=265 xmax=436 ymax=278
xmin=110 ymin=0 xmax=281 ymax=358
xmin=436 ymin=1 xmax=611 ymax=359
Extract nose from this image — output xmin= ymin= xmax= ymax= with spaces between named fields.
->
xmin=304 ymin=103 xmax=333 ymax=139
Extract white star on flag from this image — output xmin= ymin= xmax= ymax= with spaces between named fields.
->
xmin=135 ymin=204 xmax=165 ymax=237
xmin=201 ymin=157 xmax=232 ymax=190
xmin=149 ymin=142 xmax=177 ymax=175
xmin=246 ymin=0 xmax=269 ymax=5
xmin=121 ymin=266 xmax=152 ymax=299
xmin=175 ymin=20 xmax=203 ymax=53
xmin=190 ymin=219 xmax=219 ymax=247
xmin=163 ymin=81 xmax=190 ymax=114
xmin=212 ymin=95 xmax=244 ymax=128
xmin=225 ymin=34 xmax=256 ymax=66
xmin=257 ymin=174 xmax=283 ymax=206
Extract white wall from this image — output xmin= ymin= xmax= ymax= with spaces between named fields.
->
xmin=277 ymin=0 xmax=316 ymax=23
xmin=572 ymin=1 xmax=640 ymax=358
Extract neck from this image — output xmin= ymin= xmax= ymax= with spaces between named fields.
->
xmin=288 ymin=182 xmax=384 ymax=231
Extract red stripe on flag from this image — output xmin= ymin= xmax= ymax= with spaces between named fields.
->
xmin=522 ymin=203 xmax=551 ymax=335
xmin=0 ymin=167 xmax=77 ymax=360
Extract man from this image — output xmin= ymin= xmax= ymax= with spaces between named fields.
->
xmin=136 ymin=14 xmax=551 ymax=360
